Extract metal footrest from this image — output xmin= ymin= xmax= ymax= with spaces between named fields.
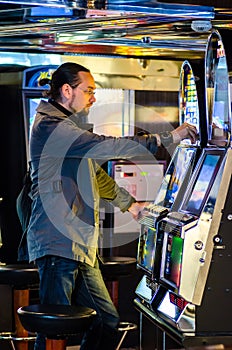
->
xmin=0 ymin=333 xmax=36 ymax=350
xmin=116 ymin=321 xmax=137 ymax=350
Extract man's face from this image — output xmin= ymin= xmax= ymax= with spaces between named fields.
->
xmin=68 ymin=71 xmax=96 ymax=114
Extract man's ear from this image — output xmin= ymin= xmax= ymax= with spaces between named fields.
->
xmin=60 ymin=83 xmax=72 ymax=99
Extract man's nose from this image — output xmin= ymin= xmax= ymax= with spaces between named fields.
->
xmin=90 ymin=95 xmax=96 ymax=103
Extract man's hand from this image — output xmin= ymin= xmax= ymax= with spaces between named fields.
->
xmin=171 ymin=122 xmax=198 ymax=144
xmin=128 ymin=201 xmax=149 ymax=220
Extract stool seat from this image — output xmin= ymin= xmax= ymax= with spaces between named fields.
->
xmin=0 ymin=264 xmax=39 ymax=288
xmin=17 ymin=304 xmax=97 ymax=337
xmin=99 ymin=256 xmax=136 ymax=279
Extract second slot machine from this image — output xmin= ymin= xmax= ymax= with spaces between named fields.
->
xmin=134 ymin=30 xmax=232 ymax=346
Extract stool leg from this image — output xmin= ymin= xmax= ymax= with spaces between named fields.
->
xmin=10 ymin=339 xmax=16 ymax=350
xmin=14 ymin=289 xmax=30 ymax=350
xmin=46 ymin=339 xmax=67 ymax=350
xmin=115 ymin=330 xmax=128 ymax=350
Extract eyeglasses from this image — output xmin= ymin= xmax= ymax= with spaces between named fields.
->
xmin=71 ymin=84 xmax=96 ymax=96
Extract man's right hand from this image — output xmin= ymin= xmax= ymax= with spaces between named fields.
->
xmin=171 ymin=122 xmax=198 ymax=144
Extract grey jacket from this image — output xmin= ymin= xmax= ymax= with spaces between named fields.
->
xmin=27 ymin=100 xmax=159 ymax=266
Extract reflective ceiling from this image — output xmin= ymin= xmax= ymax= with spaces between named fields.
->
xmin=0 ymin=1 xmax=231 ymax=61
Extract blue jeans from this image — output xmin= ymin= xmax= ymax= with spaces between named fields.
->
xmin=34 ymin=255 xmax=120 ymax=350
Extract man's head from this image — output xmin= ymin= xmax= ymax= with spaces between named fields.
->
xmin=46 ymin=62 xmax=96 ymax=114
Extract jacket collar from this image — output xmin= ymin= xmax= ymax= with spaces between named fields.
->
xmin=49 ymin=99 xmax=72 ymax=117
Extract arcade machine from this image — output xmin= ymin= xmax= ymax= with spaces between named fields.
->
xmin=134 ymin=30 xmax=232 ymax=348
xmin=22 ymin=65 xmax=58 ymax=157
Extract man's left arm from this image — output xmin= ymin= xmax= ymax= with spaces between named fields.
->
xmin=96 ymin=165 xmax=147 ymax=218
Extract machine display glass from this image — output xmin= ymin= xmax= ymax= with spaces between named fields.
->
xmin=180 ymin=150 xmax=223 ymax=216
xmin=155 ymin=146 xmax=197 ymax=209
xmin=163 ymin=234 xmax=183 ymax=288
xmin=137 ymin=226 xmax=157 ymax=275
xmin=206 ymin=32 xmax=231 ymax=145
xmin=157 ymin=290 xmax=188 ymax=321
xmin=179 ymin=60 xmax=199 ymax=134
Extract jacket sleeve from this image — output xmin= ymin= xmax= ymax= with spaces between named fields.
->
xmin=44 ymin=117 xmax=160 ymax=160
xmin=96 ymin=165 xmax=136 ymax=212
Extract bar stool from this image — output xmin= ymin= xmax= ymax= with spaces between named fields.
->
xmin=99 ymin=256 xmax=138 ymax=349
xmin=17 ymin=304 xmax=97 ymax=350
xmin=0 ymin=263 xmax=39 ymax=350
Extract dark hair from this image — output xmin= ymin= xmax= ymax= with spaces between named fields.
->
xmin=42 ymin=62 xmax=90 ymax=100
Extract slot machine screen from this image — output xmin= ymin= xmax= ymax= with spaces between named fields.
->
xmin=155 ymin=146 xmax=197 ymax=209
xmin=137 ymin=226 xmax=157 ymax=275
xmin=163 ymin=234 xmax=183 ymax=288
xmin=206 ymin=32 xmax=231 ymax=145
xmin=179 ymin=60 xmax=199 ymax=134
xmin=181 ymin=151 xmax=223 ymax=216
xmin=157 ymin=290 xmax=189 ymax=323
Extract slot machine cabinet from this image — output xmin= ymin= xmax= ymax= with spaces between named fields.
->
xmin=135 ymin=144 xmax=200 ymax=305
xmin=135 ymin=150 xmax=232 ymax=347
xmin=159 ymin=147 xmax=225 ymax=303
xmin=205 ymin=31 xmax=231 ymax=147
xmin=155 ymin=148 xmax=226 ymax=325
xmin=154 ymin=28 xmax=231 ymax=314
xmin=147 ymin=147 xmax=232 ymax=342
xmin=195 ymin=148 xmax=232 ymax=334
xmin=134 ymin=30 xmax=232 ymax=348
xmin=135 ymin=58 xmax=202 ymax=310
xmin=135 ymin=147 xmax=226 ymax=335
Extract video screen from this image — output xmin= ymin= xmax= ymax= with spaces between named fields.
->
xmin=137 ymin=226 xmax=157 ymax=275
xmin=179 ymin=61 xmax=200 ymax=134
xmin=181 ymin=153 xmax=222 ymax=216
xmin=164 ymin=234 xmax=184 ymax=287
xmin=155 ymin=146 xmax=196 ymax=209
xmin=206 ymin=33 xmax=230 ymax=145
xmin=157 ymin=290 xmax=188 ymax=322
xmin=163 ymin=234 xmax=183 ymax=288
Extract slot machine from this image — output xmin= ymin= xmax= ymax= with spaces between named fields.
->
xmin=135 ymin=60 xmax=202 ymax=307
xmin=155 ymin=146 xmax=226 ymax=331
xmin=135 ymin=30 xmax=232 ymax=346
xmin=135 ymin=144 xmax=199 ymax=300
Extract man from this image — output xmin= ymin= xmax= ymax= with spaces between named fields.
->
xmin=28 ymin=62 xmax=197 ymax=349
